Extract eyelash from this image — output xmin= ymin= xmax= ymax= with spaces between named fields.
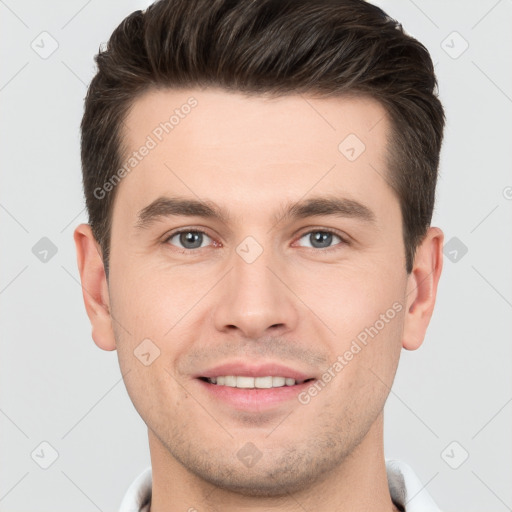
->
xmin=163 ymin=227 xmax=350 ymax=254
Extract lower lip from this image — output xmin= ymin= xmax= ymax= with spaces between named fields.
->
xmin=196 ymin=379 xmax=315 ymax=411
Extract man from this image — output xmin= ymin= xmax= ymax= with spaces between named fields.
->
xmin=74 ymin=0 xmax=445 ymax=510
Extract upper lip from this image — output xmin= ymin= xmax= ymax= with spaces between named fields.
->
xmin=195 ymin=361 xmax=316 ymax=381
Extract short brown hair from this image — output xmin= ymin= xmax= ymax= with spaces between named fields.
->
xmin=81 ymin=0 xmax=445 ymax=276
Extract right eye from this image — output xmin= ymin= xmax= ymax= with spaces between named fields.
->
xmin=164 ymin=229 xmax=214 ymax=251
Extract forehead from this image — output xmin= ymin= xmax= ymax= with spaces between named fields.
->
xmin=122 ymin=87 xmax=389 ymax=154
xmin=114 ymin=87 xmax=395 ymax=225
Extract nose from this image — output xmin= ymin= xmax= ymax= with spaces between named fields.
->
xmin=212 ymin=244 xmax=299 ymax=340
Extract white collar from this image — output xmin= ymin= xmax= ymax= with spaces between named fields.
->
xmin=119 ymin=459 xmax=442 ymax=512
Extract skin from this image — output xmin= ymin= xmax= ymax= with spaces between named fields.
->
xmin=74 ymin=88 xmax=443 ymax=511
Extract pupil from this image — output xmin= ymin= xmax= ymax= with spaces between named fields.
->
xmin=311 ymin=231 xmax=332 ymax=248
xmin=180 ymin=231 xmax=202 ymax=249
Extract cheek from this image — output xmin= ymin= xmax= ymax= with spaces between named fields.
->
xmin=303 ymin=262 xmax=405 ymax=384
xmin=108 ymin=259 xmax=217 ymax=396
xmin=109 ymin=266 xmax=191 ymax=418
xmin=289 ymin=259 xmax=405 ymax=331
xmin=110 ymin=255 xmax=203 ymax=336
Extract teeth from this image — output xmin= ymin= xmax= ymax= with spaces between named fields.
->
xmin=206 ymin=375 xmax=303 ymax=388
xmin=224 ymin=376 xmax=236 ymax=387
xmin=237 ymin=376 xmax=255 ymax=388
xmin=272 ymin=376 xmax=285 ymax=387
xmin=255 ymin=376 xmax=272 ymax=388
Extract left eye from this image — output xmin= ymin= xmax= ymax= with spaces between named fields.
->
xmin=166 ymin=230 xmax=213 ymax=250
xmin=296 ymin=230 xmax=344 ymax=249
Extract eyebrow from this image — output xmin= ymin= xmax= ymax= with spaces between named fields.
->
xmin=134 ymin=195 xmax=376 ymax=230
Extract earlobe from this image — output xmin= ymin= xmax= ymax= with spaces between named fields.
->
xmin=401 ymin=227 xmax=444 ymax=351
xmin=73 ymin=224 xmax=117 ymax=351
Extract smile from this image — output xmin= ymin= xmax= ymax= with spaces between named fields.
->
xmin=200 ymin=375 xmax=314 ymax=388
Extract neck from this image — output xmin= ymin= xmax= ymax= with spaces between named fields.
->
xmin=147 ymin=413 xmax=398 ymax=512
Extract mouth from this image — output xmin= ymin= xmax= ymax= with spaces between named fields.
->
xmin=198 ymin=375 xmax=316 ymax=389
xmin=193 ymin=361 xmax=318 ymax=410
xmin=195 ymin=374 xmax=318 ymax=411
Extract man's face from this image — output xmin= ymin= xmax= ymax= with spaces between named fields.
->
xmin=106 ymin=89 xmax=409 ymax=494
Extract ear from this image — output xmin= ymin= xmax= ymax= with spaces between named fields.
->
xmin=73 ymin=224 xmax=116 ymax=351
xmin=402 ymin=227 xmax=444 ymax=351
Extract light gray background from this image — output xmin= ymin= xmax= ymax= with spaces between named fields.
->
xmin=1 ymin=1 xmax=511 ymax=511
